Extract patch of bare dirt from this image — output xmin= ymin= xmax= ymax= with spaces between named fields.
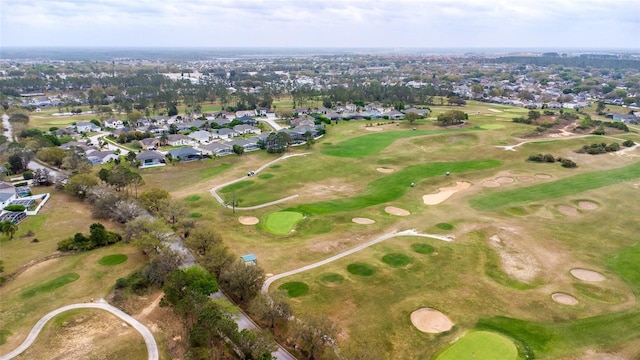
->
xmin=365 ymin=126 xmax=383 ymax=132
xmin=557 ymin=205 xmax=579 ymax=216
xmin=552 ymin=293 xmax=579 ymax=305
xmin=482 ymin=180 xmax=500 ymax=187
xmin=578 ymin=201 xmax=599 ymax=210
xmin=384 ymin=206 xmax=410 ymax=216
xmin=495 ymin=176 xmax=514 ymax=183
xmin=410 ymin=308 xmax=453 ymax=333
xmin=238 ymin=216 xmax=259 ymax=225
xmin=422 ymin=181 xmax=471 ymax=205
xmin=352 ymin=217 xmax=375 ymax=224
xmin=489 ymin=234 xmax=540 ymax=283
xmin=536 ymin=173 xmax=552 ymax=179
xmin=297 ymin=180 xmax=359 ymax=201
xmin=376 ymin=167 xmax=394 ymax=173
xmin=571 ymin=269 xmax=606 ymax=282
xmin=517 ymin=176 xmax=534 ymax=182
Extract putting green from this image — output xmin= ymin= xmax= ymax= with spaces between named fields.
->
xmin=435 ymin=331 xmax=517 ymax=360
xmin=319 ymin=273 xmax=345 ymax=286
xmin=98 ymin=254 xmax=128 ymax=266
xmin=381 ymin=253 xmax=411 ymax=267
xmin=347 ymin=262 xmax=376 ymax=277
xmin=411 ymin=243 xmax=435 ymax=254
xmin=436 ymin=222 xmax=454 ymax=230
xmin=278 ymin=281 xmax=310 ymax=297
xmin=264 ymin=211 xmax=304 ymax=235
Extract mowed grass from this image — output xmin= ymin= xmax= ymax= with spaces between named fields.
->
xmin=278 ymin=282 xmax=310 ymax=297
xmin=220 ymin=180 xmax=254 ymax=194
xmin=381 ymin=253 xmax=410 ymax=267
xmin=264 ymin=211 xmax=304 ymax=235
xmin=21 ymin=273 xmax=80 ymax=299
xmin=435 ymin=331 xmax=518 ymax=360
xmin=321 ymin=128 xmax=482 ymax=158
xmin=98 ymin=254 xmax=128 ymax=266
xmin=470 ymin=160 xmax=640 ymax=210
xmin=295 ymin=159 xmax=501 ymax=215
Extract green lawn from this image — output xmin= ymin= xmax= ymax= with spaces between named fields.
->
xmin=263 ymin=211 xmax=304 ymax=235
xmin=21 ymin=273 xmax=80 ymax=298
xmin=220 ymin=180 xmax=254 ymax=194
xmin=435 ymin=331 xmax=518 ymax=360
xmin=320 ymin=128 xmax=483 ymax=158
xmin=98 ymin=254 xmax=128 ymax=266
xmin=470 ymin=161 xmax=640 ymax=210
xmin=278 ymin=282 xmax=310 ymax=297
xmin=294 ymin=159 xmax=501 ymax=215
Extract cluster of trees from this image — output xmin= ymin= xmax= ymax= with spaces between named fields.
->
xmin=97 ymin=164 xmax=144 ymax=196
xmin=576 ymin=142 xmax=621 ymax=154
xmin=436 ymin=110 xmax=467 ymax=126
xmin=57 ymin=223 xmax=121 ymax=252
xmin=259 ymin=132 xmax=292 ymax=153
xmin=527 ymin=153 xmax=577 ymax=168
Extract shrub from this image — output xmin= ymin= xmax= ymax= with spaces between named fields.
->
xmin=543 ymin=154 xmax=556 ymax=163
xmin=561 ymin=159 xmax=577 ymax=168
xmin=22 ymin=171 xmax=33 ymax=180
xmin=512 ymin=117 xmax=532 ymax=124
xmin=527 ymin=154 xmax=544 ymax=162
xmin=3 ymin=204 xmax=25 ymax=212
xmin=605 ymin=142 xmax=620 ymax=152
xmin=623 ymin=139 xmax=635 ymax=147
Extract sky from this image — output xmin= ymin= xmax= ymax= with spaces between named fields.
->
xmin=1 ymin=0 xmax=639 ymax=49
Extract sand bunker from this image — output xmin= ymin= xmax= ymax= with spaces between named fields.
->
xmin=495 ymin=176 xmax=514 ymax=184
xmin=352 ymin=217 xmax=376 ymax=224
xmin=571 ymin=268 xmax=606 ymax=282
xmin=423 ymin=181 xmax=471 ymax=205
xmin=536 ymin=174 xmax=552 ymax=179
xmin=376 ymin=167 xmax=395 ymax=173
xmin=238 ymin=216 xmax=259 ymax=225
xmin=487 ymin=108 xmax=503 ymax=113
xmin=552 ymin=293 xmax=579 ymax=305
xmin=482 ymin=180 xmax=500 ymax=187
xmin=410 ymin=308 xmax=454 ymax=333
xmin=557 ymin=205 xmax=578 ymax=216
xmin=385 ymin=206 xmax=410 ymax=216
xmin=265 ymin=273 xmax=274 ymax=277
xmin=517 ymin=176 xmax=534 ymax=182
xmin=365 ymin=126 xmax=383 ymax=132
xmin=578 ymin=201 xmax=599 ymax=210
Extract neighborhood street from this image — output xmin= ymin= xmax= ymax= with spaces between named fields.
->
xmin=0 ymin=299 xmax=159 ymax=360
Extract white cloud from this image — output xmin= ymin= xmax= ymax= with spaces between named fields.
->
xmin=1 ymin=0 xmax=638 ymax=48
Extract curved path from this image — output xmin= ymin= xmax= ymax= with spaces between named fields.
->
xmin=496 ymin=134 xmax=633 ymax=152
xmin=262 ymin=229 xmax=453 ymax=292
xmin=210 ymin=152 xmax=309 ymax=211
xmin=0 ymin=299 xmax=158 ymax=360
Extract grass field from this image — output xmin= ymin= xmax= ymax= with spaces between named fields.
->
xmin=434 ymin=331 xmax=518 ymax=360
xmin=21 ymin=273 xmax=80 ymax=298
xmin=263 ymin=211 xmax=304 ymax=235
xmin=98 ymin=254 xmax=128 ymax=266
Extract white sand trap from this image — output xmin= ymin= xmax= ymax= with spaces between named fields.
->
xmin=265 ymin=273 xmax=274 ymax=277
xmin=410 ymin=308 xmax=453 ymax=333
xmin=376 ymin=167 xmax=395 ymax=173
xmin=571 ymin=269 xmax=606 ymax=282
xmin=487 ymin=108 xmax=503 ymax=113
xmin=578 ymin=201 xmax=599 ymax=210
xmin=495 ymin=176 xmax=515 ymax=184
xmin=365 ymin=126 xmax=383 ymax=132
xmin=423 ymin=181 xmax=471 ymax=205
xmin=552 ymin=293 xmax=579 ymax=305
xmin=352 ymin=217 xmax=375 ymax=224
xmin=557 ymin=205 xmax=578 ymax=216
xmin=536 ymin=174 xmax=552 ymax=179
xmin=238 ymin=216 xmax=259 ymax=225
xmin=482 ymin=180 xmax=500 ymax=187
xmin=518 ymin=176 xmax=534 ymax=182
xmin=385 ymin=206 xmax=410 ymax=216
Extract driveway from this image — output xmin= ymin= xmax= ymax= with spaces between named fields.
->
xmin=0 ymin=299 xmax=159 ymax=360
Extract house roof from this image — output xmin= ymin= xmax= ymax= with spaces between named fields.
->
xmin=136 ymin=150 xmax=165 ymax=161
xmin=200 ymin=142 xmax=232 ymax=151
xmin=168 ymin=147 xmax=201 ymax=157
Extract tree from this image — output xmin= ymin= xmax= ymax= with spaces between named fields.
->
xmin=126 ymin=217 xmax=173 ymax=254
xmin=404 ymin=112 xmax=421 ymax=126
xmin=436 ymin=110 xmax=467 ymax=126
xmin=111 ymin=199 xmax=144 ymax=223
xmin=289 ymin=314 xmax=337 ymax=360
xmin=232 ymin=144 xmax=245 ymax=156
xmin=304 ymin=131 xmax=315 ymax=149
xmin=527 ymin=110 xmax=541 ymax=121
xmin=33 ymin=168 xmax=52 ymax=186
xmin=37 ymin=147 xmax=67 ymax=167
xmin=8 ymin=113 xmax=29 ymax=124
xmin=596 ymin=100 xmax=606 ymax=115
xmin=184 ymin=225 xmax=223 ymax=256
xmin=0 ymin=220 xmax=18 ymax=240
xmin=219 ymin=261 xmax=265 ymax=302
xmin=249 ymin=291 xmax=292 ymax=328
xmin=139 ymin=188 xmax=171 ymax=214
xmin=160 ymin=200 xmax=189 ymax=224
xmin=66 ymin=173 xmax=98 ymax=199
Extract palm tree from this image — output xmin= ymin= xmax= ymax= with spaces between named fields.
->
xmin=0 ymin=220 xmax=18 ymax=240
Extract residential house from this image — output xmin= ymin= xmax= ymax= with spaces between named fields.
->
xmin=233 ymin=124 xmax=261 ymax=135
xmin=217 ymin=128 xmax=238 ymax=140
xmin=86 ymin=150 xmax=119 ymax=165
xmin=140 ymin=137 xmax=160 ymax=150
xmin=255 ymin=107 xmax=270 ymax=116
xmin=235 ymin=110 xmax=255 ymax=118
xmin=290 ymin=116 xmax=316 ymax=128
xmin=59 ymin=141 xmax=95 ymax=153
xmin=228 ymin=138 xmax=260 ymax=152
xmin=188 ymin=130 xmax=213 ymax=144
xmin=384 ymin=110 xmax=405 ymax=120
xmin=236 ymin=114 xmax=258 ymax=126
xmin=104 ymin=118 xmax=124 ymax=129
xmin=240 ymin=254 xmax=257 ymax=266
xmin=167 ymin=134 xmax=194 ymax=147
xmin=75 ymin=121 xmax=101 ymax=133
xmin=403 ymin=107 xmax=430 ymax=117
xmin=0 ymin=182 xmax=17 ymax=210
xmin=136 ymin=151 xmax=166 ymax=168
xmin=199 ymin=142 xmax=234 ymax=157
xmin=212 ymin=118 xmax=231 ymax=127
xmin=167 ymin=147 xmax=202 ymax=161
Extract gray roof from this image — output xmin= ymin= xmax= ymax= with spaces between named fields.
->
xmin=168 ymin=147 xmax=201 ymax=157
xmin=136 ymin=150 xmax=165 ymax=161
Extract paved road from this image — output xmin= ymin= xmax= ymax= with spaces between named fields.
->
xmin=261 ymin=115 xmax=284 ymax=131
xmin=262 ymin=229 xmax=453 ymax=292
xmin=210 ymin=152 xmax=309 ymax=211
xmin=0 ymin=299 xmax=159 ymax=360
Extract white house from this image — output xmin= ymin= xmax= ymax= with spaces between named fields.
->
xmin=86 ymin=150 xmax=119 ymax=165
xmin=0 ymin=182 xmax=17 ymax=210
xmin=76 ymin=121 xmax=101 ymax=133
xmin=104 ymin=118 xmax=124 ymax=129
xmin=233 ymin=124 xmax=261 ymax=135
xmin=188 ymin=130 xmax=213 ymax=144
xmin=217 ymin=128 xmax=237 ymax=140
xmin=167 ymin=134 xmax=194 ymax=147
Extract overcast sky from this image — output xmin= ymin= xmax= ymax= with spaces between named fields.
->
xmin=1 ymin=0 xmax=639 ymax=49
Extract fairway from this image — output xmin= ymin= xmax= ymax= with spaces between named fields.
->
xmin=435 ymin=331 xmax=517 ymax=360
xmin=21 ymin=273 xmax=80 ymax=299
xmin=264 ymin=211 xmax=304 ymax=235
